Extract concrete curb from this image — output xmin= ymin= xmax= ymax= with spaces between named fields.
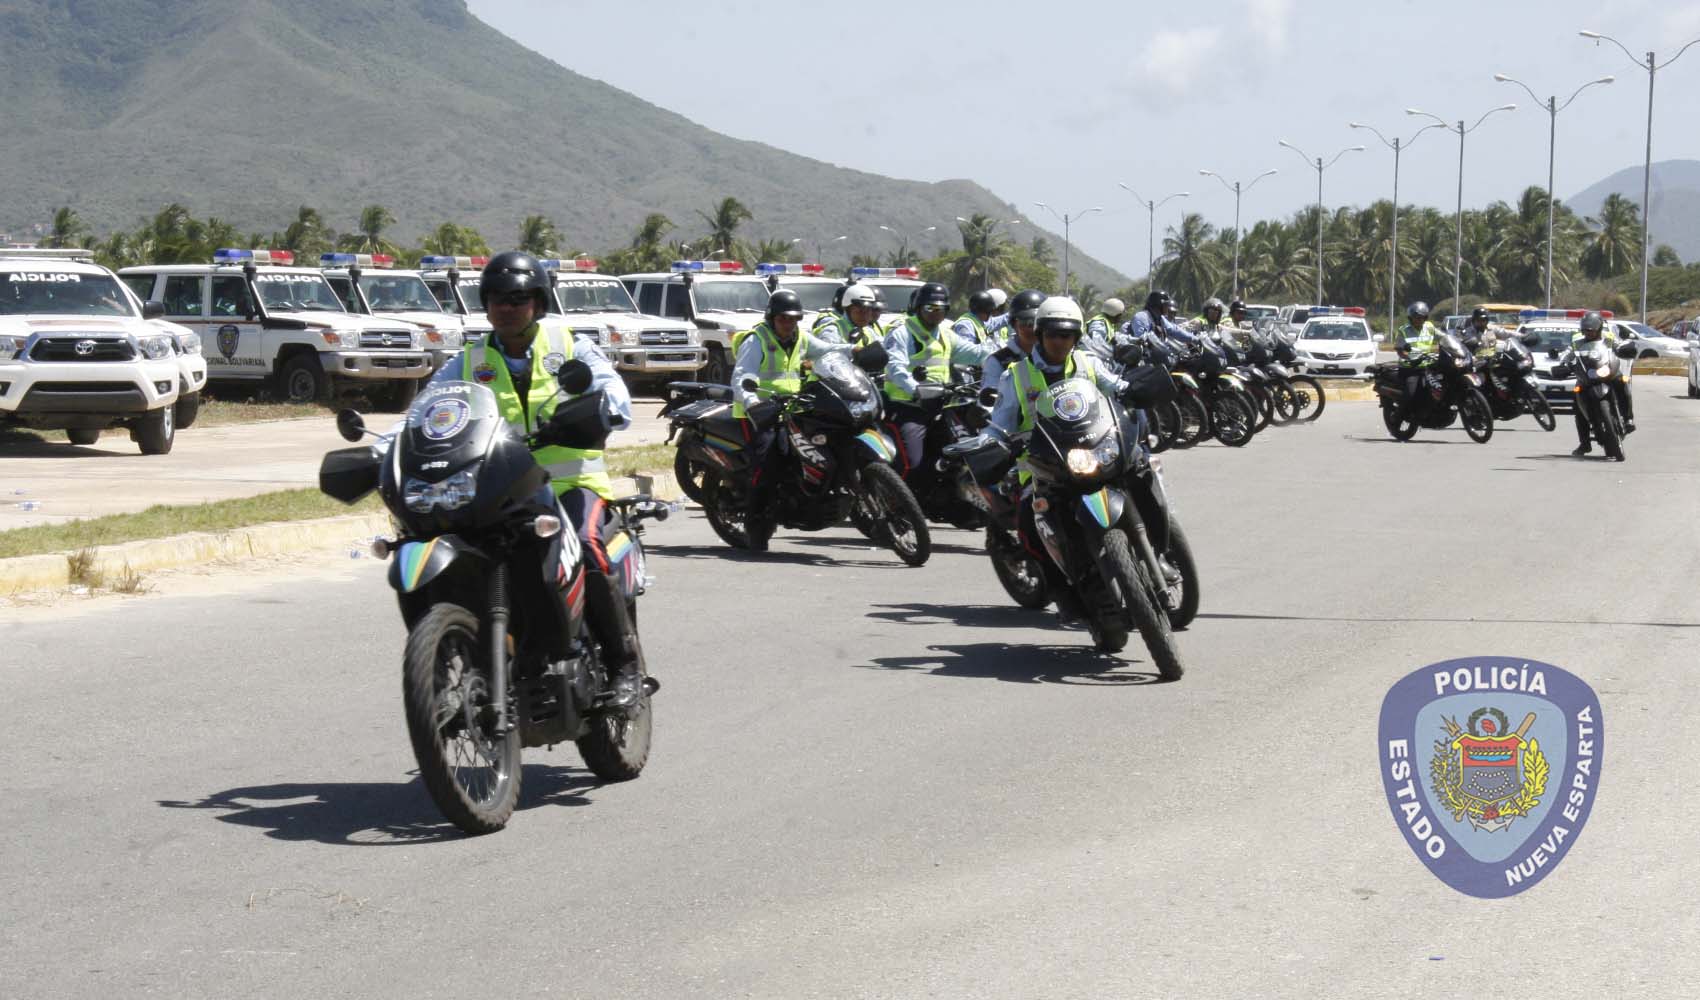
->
xmin=0 ymin=471 xmax=683 ymax=597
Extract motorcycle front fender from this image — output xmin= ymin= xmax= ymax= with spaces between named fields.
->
xmin=853 ymin=427 xmax=899 ymax=465
xmin=1074 ymin=486 xmax=1126 ymax=537
xmin=390 ymin=534 xmax=490 ymax=595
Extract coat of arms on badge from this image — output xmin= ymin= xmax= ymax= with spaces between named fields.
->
xmin=1430 ymin=707 xmax=1549 ymax=833
xmin=217 ymin=324 xmax=240 ymax=360
xmin=542 ymin=352 xmax=566 ymax=375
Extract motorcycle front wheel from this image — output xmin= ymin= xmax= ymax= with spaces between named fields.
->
xmin=1101 ymin=529 xmax=1184 ymax=680
xmin=988 ymin=528 xmax=1049 ymax=609
xmin=1522 ymin=385 xmax=1557 ymax=431
xmin=1288 ymin=375 xmax=1326 ymax=422
xmin=403 ymin=604 xmax=521 ymax=835
xmin=1382 ymin=402 xmax=1419 ymax=441
xmin=859 ymin=463 xmax=931 ymax=566
xmin=1459 ymin=388 xmax=1495 ymax=443
xmin=1210 ymin=393 xmax=1256 ymax=447
xmin=1175 ymin=393 xmax=1210 ymax=449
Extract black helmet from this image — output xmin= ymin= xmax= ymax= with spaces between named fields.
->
xmin=1228 ymin=298 xmax=1247 ymax=314
xmin=912 ymin=282 xmax=951 ymax=314
xmin=829 ymin=284 xmax=847 ymax=311
xmin=1579 ymin=310 xmax=1604 ymax=335
xmin=766 ymin=288 xmax=804 ymax=320
xmin=1145 ymin=290 xmax=1173 ymax=313
xmin=1470 ymin=306 xmax=1490 ymax=323
xmin=1009 ymin=289 xmax=1047 ymax=324
xmin=1202 ymin=296 xmax=1226 ymax=316
xmin=480 ymin=251 xmax=551 ymax=310
xmin=968 ymin=289 xmax=996 ymax=315
xmin=1407 ymin=301 xmax=1431 ymax=320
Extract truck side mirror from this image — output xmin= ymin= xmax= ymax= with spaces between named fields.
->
xmin=141 ymin=300 xmax=165 ymax=320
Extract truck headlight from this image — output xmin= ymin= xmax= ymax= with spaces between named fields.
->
xmin=176 ymin=333 xmax=201 ymax=354
xmin=319 ymin=328 xmax=360 ymax=349
xmin=2 ymin=335 xmax=28 ymax=359
xmin=138 ymin=335 xmax=174 ymax=360
xmin=403 ymin=469 xmax=477 ymax=513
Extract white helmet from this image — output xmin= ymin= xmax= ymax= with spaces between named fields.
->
xmin=1034 ymin=296 xmax=1084 ymax=335
xmin=1102 ymin=297 xmax=1126 ymax=317
xmin=986 ymin=288 xmax=1009 ymax=309
xmin=841 ymin=282 xmax=878 ymax=309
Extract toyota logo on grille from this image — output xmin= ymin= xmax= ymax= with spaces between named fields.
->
xmin=74 ymin=339 xmax=97 ymax=356
xmin=381 ymin=334 xmax=394 ymax=347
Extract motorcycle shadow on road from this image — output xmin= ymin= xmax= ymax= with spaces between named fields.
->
xmin=867 ymin=602 xmax=1047 ymax=629
xmin=861 ymin=642 xmax=1165 ymax=686
xmin=644 ymin=541 xmax=905 ymax=570
xmin=783 ymin=536 xmax=986 ymax=558
xmin=157 ymin=765 xmax=599 ymax=845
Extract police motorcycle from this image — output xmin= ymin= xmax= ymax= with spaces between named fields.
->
xmin=945 ymin=357 xmax=1197 ymax=673
xmin=888 ymin=364 xmax=995 ymax=529
xmin=1372 ymin=329 xmax=1495 ymax=443
xmin=1556 ymin=336 xmax=1639 ymax=461
xmin=669 ymin=344 xmax=931 ymax=564
xmin=1168 ymin=337 xmax=1258 ymax=447
xmin=318 ymin=363 xmax=663 ymax=834
xmin=1209 ymin=329 xmax=1288 ymax=431
xmin=1246 ymin=320 xmax=1325 ymax=423
xmin=1476 ymin=330 xmax=1557 ymax=431
xmin=1107 ymin=337 xmax=1210 ymax=451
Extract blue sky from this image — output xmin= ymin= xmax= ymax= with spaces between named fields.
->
xmin=468 ymin=0 xmax=1700 ymax=278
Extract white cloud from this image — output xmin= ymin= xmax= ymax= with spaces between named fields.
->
xmin=1139 ymin=27 xmax=1223 ymax=93
xmin=1245 ymin=0 xmax=1294 ymax=51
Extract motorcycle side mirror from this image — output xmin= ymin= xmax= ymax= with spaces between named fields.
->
xmin=555 ymin=358 xmax=593 ymax=395
xmin=1372 ymin=333 xmax=1385 ymax=343
xmin=1112 ymin=342 xmax=1144 ymax=366
xmin=335 ymin=408 xmax=368 ymax=442
xmin=1615 ymin=343 xmax=1639 ymax=360
xmin=979 ymin=387 xmax=1001 ymax=407
xmin=852 ymin=342 xmax=889 ymax=372
xmin=913 ymin=366 xmax=930 ymax=383
xmin=1519 ymin=331 xmax=1541 ymax=347
xmin=740 ymin=376 xmax=759 ymax=392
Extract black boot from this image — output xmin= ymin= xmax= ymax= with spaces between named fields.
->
xmin=1572 ymin=440 xmax=1592 ymax=457
xmin=584 ymin=571 xmax=645 ymax=711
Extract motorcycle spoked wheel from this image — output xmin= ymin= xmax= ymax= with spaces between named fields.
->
xmin=1591 ymin=397 xmax=1625 ymax=461
xmin=1149 ymin=400 xmax=1178 ymax=453
xmin=403 ymin=603 xmax=521 ymax=835
xmin=858 ymin=463 xmax=931 ymax=567
xmin=1162 ymin=519 xmax=1200 ymax=630
xmin=1246 ymin=382 xmax=1275 ymax=432
xmin=673 ymin=449 xmax=711 ymax=505
xmin=1287 ymin=375 xmax=1327 ymax=422
xmin=1100 ymin=529 xmax=1184 ymax=680
xmin=1459 ymin=388 xmax=1495 ymax=443
xmin=1522 ymin=385 xmax=1557 ymax=431
xmin=1175 ymin=393 xmax=1210 ymax=448
xmin=574 ymin=633 xmax=654 ymax=782
xmin=1210 ymin=393 xmax=1256 ymax=447
xmin=700 ymin=471 xmax=765 ymax=550
xmin=987 ymin=528 xmax=1050 ymax=609
xmin=849 ymin=491 xmax=890 ymax=543
xmin=1382 ymin=402 xmax=1420 ymax=441
xmin=1267 ymin=380 xmax=1301 ymax=425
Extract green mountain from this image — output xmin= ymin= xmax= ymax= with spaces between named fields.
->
xmin=0 ymin=0 xmax=1126 ymax=289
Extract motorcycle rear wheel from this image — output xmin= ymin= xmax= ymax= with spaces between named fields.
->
xmin=403 ymin=604 xmax=521 ymax=835
xmin=1210 ymin=393 xmax=1256 ymax=447
xmin=576 ymin=643 xmax=653 ymax=782
xmin=1288 ymin=375 xmax=1326 ymax=422
xmin=1163 ymin=518 xmax=1200 ymax=630
xmin=1101 ymin=529 xmax=1184 ymax=680
xmin=673 ymin=449 xmax=710 ymax=505
xmin=860 ymin=463 xmax=931 ymax=567
xmin=988 ymin=528 xmax=1050 ymax=609
xmin=1460 ymin=388 xmax=1494 ymax=443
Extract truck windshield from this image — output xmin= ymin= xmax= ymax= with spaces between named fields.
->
xmin=693 ymin=279 xmax=769 ymax=313
xmin=253 ymin=272 xmax=345 ymax=312
xmin=358 ymin=274 xmax=445 ymax=313
xmin=457 ymin=278 xmax=483 ymax=310
xmin=0 ymin=271 xmax=135 ymax=317
xmin=777 ymin=279 xmax=840 ymax=312
xmin=556 ymin=278 xmax=637 ymax=313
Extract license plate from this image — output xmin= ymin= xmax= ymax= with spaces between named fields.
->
xmin=1321 ymin=365 xmax=1344 ymax=373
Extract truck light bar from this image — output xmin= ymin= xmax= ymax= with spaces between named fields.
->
xmin=214 ymin=248 xmax=295 ymax=266
xmin=1307 ymin=305 xmax=1365 ymax=316
xmin=756 ymin=262 xmax=826 ymax=276
xmin=850 ymin=266 xmax=920 ymax=279
xmin=1518 ymin=308 xmax=1615 ymax=321
xmin=419 ymin=255 xmax=490 ymax=270
xmin=319 ymin=252 xmax=394 ymax=269
xmin=541 ymin=258 xmax=600 ymax=272
xmin=671 ymin=260 xmax=745 ymax=273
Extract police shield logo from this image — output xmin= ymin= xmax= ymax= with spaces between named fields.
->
xmin=542 ymin=352 xmax=566 ymax=375
xmin=421 ymin=397 xmax=471 ymax=440
xmin=1378 ymin=657 xmax=1603 ymax=898
xmin=473 ymin=364 xmax=497 ymax=384
xmin=217 ymin=324 xmax=240 ymax=360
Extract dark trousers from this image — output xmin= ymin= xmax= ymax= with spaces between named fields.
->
xmin=738 ymin=417 xmax=782 ymax=517
xmin=889 ymin=402 xmax=935 ymax=497
xmin=557 ymin=486 xmax=639 ymax=670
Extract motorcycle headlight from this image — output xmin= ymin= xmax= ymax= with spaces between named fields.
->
xmin=1595 ymin=364 xmax=1611 ymax=378
xmin=138 ymin=335 xmax=174 ymax=360
xmin=403 ymin=469 xmax=477 ymax=513
xmin=1066 ymin=447 xmax=1104 ymax=476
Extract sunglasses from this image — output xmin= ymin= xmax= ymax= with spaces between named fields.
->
xmin=489 ymin=292 xmax=534 ymax=307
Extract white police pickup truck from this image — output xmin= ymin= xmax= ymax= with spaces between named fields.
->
xmin=621 ymin=260 xmax=771 ymax=385
xmin=417 ymin=255 xmax=495 ymax=342
xmin=757 ymin=262 xmax=842 ymax=332
xmin=318 ymin=253 xmax=466 ymax=385
xmin=849 ymin=266 xmax=924 ymax=330
xmin=545 ymin=258 xmax=703 ymax=385
xmin=121 ymin=248 xmax=430 ymax=409
xmin=3 ymin=249 xmax=201 ymax=453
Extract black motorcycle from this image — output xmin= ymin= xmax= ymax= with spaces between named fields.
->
xmin=1246 ymin=324 xmax=1326 ymax=423
xmin=1559 ymin=338 xmax=1639 ymax=461
xmin=946 ymin=376 xmax=1194 ymax=674
xmin=1373 ymin=330 xmax=1495 ymax=443
xmin=1479 ymin=331 xmax=1556 ymax=431
xmin=893 ymin=367 xmax=992 ymax=529
xmin=670 ymin=349 xmax=931 ymax=564
xmin=319 ymin=367 xmax=663 ymax=834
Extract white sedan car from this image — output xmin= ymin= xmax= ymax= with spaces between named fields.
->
xmin=1609 ymin=320 xmax=1687 ymax=361
xmin=1292 ymin=310 xmax=1379 ymax=377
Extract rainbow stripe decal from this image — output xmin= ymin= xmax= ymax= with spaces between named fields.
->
xmin=398 ymin=538 xmax=439 ymax=593
xmin=856 ymin=429 xmax=896 ymax=463
xmin=704 ymin=433 xmax=745 ymax=453
xmin=605 ymin=531 xmax=632 ymax=564
xmin=1081 ymin=489 xmax=1113 ymax=529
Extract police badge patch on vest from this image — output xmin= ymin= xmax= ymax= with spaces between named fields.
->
xmin=1377 ymin=656 xmax=1603 ymax=898
xmin=542 ymin=352 xmax=566 ymax=375
xmin=473 ymin=364 xmax=497 ymax=384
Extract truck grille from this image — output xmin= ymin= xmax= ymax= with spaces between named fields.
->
xmin=30 ymin=337 xmax=136 ymax=362
xmin=571 ymin=326 xmax=606 ymax=347
xmin=1311 ymin=351 xmax=1354 ymax=361
xmin=640 ymin=329 xmax=692 ymax=346
xmin=358 ymin=330 xmax=416 ymax=350
xmin=31 ymin=381 xmax=140 ymax=393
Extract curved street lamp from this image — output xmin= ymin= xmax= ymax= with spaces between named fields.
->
xmin=1195 ymin=170 xmax=1276 ymax=298
xmin=1406 ymin=105 xmax=1517 ymax=309
xmin=1116 ymin=185 xmax=1188 ymax=293
xmin=1034 ymin=202 xmax=1103 ymax=294
xmin=1351 ymin=120 xmax=1448 ymax=333
xmin=1277 ymin=139 xmax=1365 ymax=303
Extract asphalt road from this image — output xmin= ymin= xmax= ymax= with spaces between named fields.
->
xmin=4 ymin=387 xmax=1700 ymax=998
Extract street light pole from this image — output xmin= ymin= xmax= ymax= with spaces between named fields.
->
xmin=1351 ymin=120 xmax=1446 ymax=333
xmin=1578 ymin=31 xmax=1700 ymax=321
xmin=955 ymin=216 xmax=1021 ymax=290
xmin=877 ymin=223 xmax=936 ymax=266
xmin=815 ymin=234 xmax=847 ymax=266
xmin=1278 ymin=140 xmax=1364 ymax=304
xmin=1117 ymin=184 xmax=1188 ymax=294
xmin=1034 ymin=202 xmax=1103 ymax=295
xmin=1493 ymin=74 xmax=1614 ymax=308
xmin=1196 ymin=169 xmax=1275 ymax=298
xmin=1407 ymin=105 xmax=1516 ymax=310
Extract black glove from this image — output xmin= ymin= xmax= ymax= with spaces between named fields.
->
xmin=913 ymin=383 xmax=948 ymax=404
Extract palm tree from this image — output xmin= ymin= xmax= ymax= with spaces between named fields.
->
xmin=1242 ymin=221 xmax=1315 ymax=302
xmin=885 ymin=246 xmax=922 ymax=268
xmin=1582 ymin=193 xmax=1639 ymax=280
xmin=629 ymin=213 xmax=674 ymax=271
xmin=46 ymin=207 xmax=86 ymax=249
xmin=1029 ymin=237 xmax=1057 ymax=269
xmin=748 ymin=238 xmax=799 ymax=263
xmin=1155 ymin=213 xmax=1223 ymax=309
xmin=1073 ymin=282 xmax=1102 ymax=315
xmin=281 ymin=205 xmax=334 ymax=258
xmin=421 ymin=223 xmax=489 ymax=257
xmin=345 ymin=205 xmax=397 ymax=255
xmin=517 ymin=215 xmax=562 ymax=257
xmin=949 ymin=213 xmax=1020 ymax=296
xmin=697 ymin=197 xmax=753 ymax=256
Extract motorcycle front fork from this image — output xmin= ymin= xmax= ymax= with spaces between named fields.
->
xmin=488 ymin=563 xmax=511 ymax=736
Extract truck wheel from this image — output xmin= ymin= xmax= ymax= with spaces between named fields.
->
xmin=701 ymin=346 xmax=729 ymax=386
xmin=134 ymin=405 xmax=175 ymax=455
xmin=67 ymin=428 xmax=101 ymax=446
xmin=174 ymin=389 xmax=201 ymax=429
xmin=279 ymin=354 xmax=328 ymax=404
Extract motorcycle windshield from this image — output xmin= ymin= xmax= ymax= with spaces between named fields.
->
xmin=401 ymin=380 xmax=503 ymax=469
xmin=812 ymin=352 xmax=872 ymax=401
xmin=1033 ymin=377 xmax=1115 ymax=453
